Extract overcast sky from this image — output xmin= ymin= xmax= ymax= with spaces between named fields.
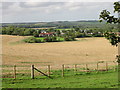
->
xmin=1 ymin=1 xmax=118 ymax=23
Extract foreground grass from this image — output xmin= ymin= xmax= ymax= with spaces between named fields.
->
xmin=2 ymin=71 xmax=118 ymax=88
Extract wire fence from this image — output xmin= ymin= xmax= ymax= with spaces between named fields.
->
xmin=1 ymin=60 xmax=118 ymax=79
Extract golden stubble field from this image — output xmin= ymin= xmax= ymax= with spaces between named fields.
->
xmin=1 ymin=35 xmax=117 ymax=68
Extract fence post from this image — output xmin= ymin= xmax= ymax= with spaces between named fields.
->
xmin=106 ymin=62 xmax=108 ymax=71
xmin=97 ymin=63 xmax=99 ymax=72
xmin=62 ymin=64 xmax=64 ymax=77
xmin=86 ymin=64 xmax=88 ymax=72
xmin=74 ymin=64 xmax=77 ymax=74
xmin=31 ymin=65 xmax=34 ymax=79
xmin=13 ymin=65 xmax=16 ymax=79
xmin=48 ymin=65 xmax=50 ymax=76
xmin=113 ymin=61 xmax=116 ymax=71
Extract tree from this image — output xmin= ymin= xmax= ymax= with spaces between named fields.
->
xmin=99 ymin=1 xmax=120 ymax=46
xmin=99 ymin=2 xmax=120 ymax=63
xmin=24 ymin=29 xmax=31 ymax=36
xmin=33 ymin=31 xmax=39 ymax=37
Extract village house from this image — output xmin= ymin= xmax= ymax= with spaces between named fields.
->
xmin=39 ymin=32 xmax=56 ymax=37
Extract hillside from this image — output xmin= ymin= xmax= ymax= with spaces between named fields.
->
xmin=1 ymin=20 xmax=116 ymax=29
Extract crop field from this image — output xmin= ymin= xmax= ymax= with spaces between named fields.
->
xmin=2 ymin=35 xmax=117 ymax=67
xmin=1 ymin=35 xmax=118 ymax=88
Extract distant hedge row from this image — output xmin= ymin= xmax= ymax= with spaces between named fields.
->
xmin=2 ymin=26 xmax=36 ymax=36
xmin=23 ymin=36 xmax=77 ymax=43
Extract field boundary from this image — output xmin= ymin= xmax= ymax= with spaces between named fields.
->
xmin=1 ymin=60 xmax=118 ymax=79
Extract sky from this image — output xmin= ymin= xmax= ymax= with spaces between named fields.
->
xmin=1 ymin=0 xmax=119 ymax=23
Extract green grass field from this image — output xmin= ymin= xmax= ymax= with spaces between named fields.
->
xmin=2 ymin=70 xmax=118 ymax=88
xmin=36 ymin=37 xmax=64 ymax=41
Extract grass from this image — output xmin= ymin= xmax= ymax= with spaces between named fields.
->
xmin=2 ymin=69 xmax=118 ymax=88
xmin=36 ymin=37 xmax=65 ymax=41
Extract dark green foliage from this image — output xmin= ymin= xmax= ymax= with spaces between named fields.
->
xmin=104 ymin=32 xmax=118 ymax=46
xmin=100 ymin=10 xmax=119 ymax=24
xmin=44 ymin=36 xmax=58 ymax=42
xmin=19 ymin=30 xmax=25 ymax=36
xmin=33 ymin=31 xmax=39 ymax=37
xmin=35 ymin=38 xmax=43 ymax=43
xmin=75 ymin=32 xmax=84 ymax=38
xmin=24 ymin=37 xmax=45 ymax=43
xmin=2 ymin=26 xmax=35 ymax=36
xmin=0 ymin=28 xmax=2 ymax=34
xmin=99 ymin=1 xmax=120 ymax=46
xmin=64 ymin=35 xmax=76 ymax=41
xmin=12 ymin=30 xmax=19 ymax=35
xmin=2 ymin=27 xmax=7 ymax=34
xmin=24 ymin=29 xmax=31 ymax=36
xmin=24 ymin=37 xmax=37 ymax=43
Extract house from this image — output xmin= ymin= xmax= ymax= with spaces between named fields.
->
xmin=41 ymin=30 xmax=47 ymax=33
xmin=39 ymin=32 xmax=56 ymax=37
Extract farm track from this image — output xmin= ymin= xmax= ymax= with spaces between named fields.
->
xmin=1 ymin=35 xmax=117 ymax=69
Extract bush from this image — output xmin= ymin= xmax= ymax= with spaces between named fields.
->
xmin=75 ymin=32 xmax=85 ymax=38
xmin=44 ymin=36 xmax=58 ymax=42
xmin=64 ymin=35 xmax=76 ymax=41
xmin=24 ymin=37 xmax=46 ymax=43
xmin=51 ymin=36 xmax=58 ymax=42
xmin=92 ymin=34 xmax=103 ymax=37
xmin=44 ymin=37 xmax=52 ymax=42
xmin=35 ymin=38 xmax=45 ymax=43
xmin=33 ymin=31 xmax=39 ymax=37
xmin=24 ymin=37 xmax=37 ymax=43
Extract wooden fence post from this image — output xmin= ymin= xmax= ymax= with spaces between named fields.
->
xmin=13 ymin=65 xmax=16 ymax=79
xmin=97 ymin=63 xmax=99 ymax=72
xmin=113 ymin=61 xmax=116 ymax=71
xmin=48 ymin=65 xmax=50 ymax=76
xmin=62 ymin=64 xmax=64 ymax=77
xmin=106 ymin=62 xmax=108 ymax=71
xmin=74 ymin=64 xmax=77 ymax=74
xmin=86 ymin=64 xmax=88 ymax=72
xmin=31 ymin=65 xmax=34 ymax=79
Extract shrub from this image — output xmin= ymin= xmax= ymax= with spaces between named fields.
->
xmin=44 ymin=37 xmax=52 ymax=42
xmin=36 ymin=38 xmax=46 ymax=43
xmin=64 ymin=35 xmax=76 ymax=41
xmin=92 ymin=34 xmax=103 ymax=37
xmin=51 ymin=36 xmax=58 ymax=42
xmin=44 ymin=36 xmax=58 ymax=42
xmin=24 ymin=37 xmax=46 ymax=43
xmin=24 ymin=37 xmax=37 ymax=43
xmin=33 ymin=31 xmax=39 ymax=37
xmin=75 ymin=32 xmax=85 ymax=38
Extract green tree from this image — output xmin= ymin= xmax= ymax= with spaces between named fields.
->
xmin=33 ymin=31 xmax=39 ymax=37
xmin=99 ymin=1 xmax=120 ymax=47
xmin=99 ymin=1 xmax=120 ymax=63
xmin=24 ymin=29 xmax=31 ymax=36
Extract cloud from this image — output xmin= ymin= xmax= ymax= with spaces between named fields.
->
xmin=2 ymin=0 xmax=118 ymax=2
xmin=1 ymin=2 xmax=115 ymax=23
xmin=19 ymin=2 xmax=64 ymax=8
xmin=2 ymin=2 xmax=15 ymax=9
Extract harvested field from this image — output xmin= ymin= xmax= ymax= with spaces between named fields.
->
xmin=1 ymin=35 xmax=117 ymax=69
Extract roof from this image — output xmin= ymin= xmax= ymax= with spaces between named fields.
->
xmin=40 ymin=32 xmax=55 ymax=35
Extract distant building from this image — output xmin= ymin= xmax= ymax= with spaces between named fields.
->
xmin=41 ymin=30 xmax=47 ymax=33
xmin=39 ymin=32 xmax=56 ymax=37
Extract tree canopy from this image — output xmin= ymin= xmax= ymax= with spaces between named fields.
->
xmin=99 ymin=1 xmax=120 ymax=46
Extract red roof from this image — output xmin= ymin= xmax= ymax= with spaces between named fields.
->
xmin=40 ymin=32 xmax=55 ymax=35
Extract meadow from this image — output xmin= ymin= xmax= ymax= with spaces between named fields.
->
xmin=2 ymin=70 xmax=118 ymax=88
